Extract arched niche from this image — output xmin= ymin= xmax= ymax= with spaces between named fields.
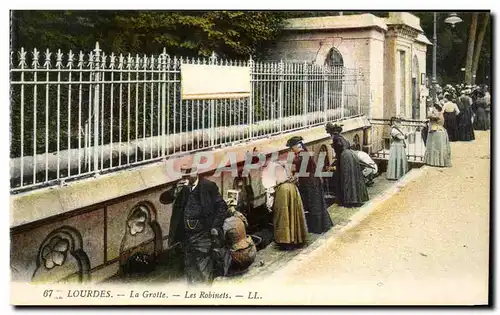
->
xmin=324 ymin=47 xmax=344 ymax=67
xmin=31 ymin=226 xmax=91 ymax=284
xmin=323 ymin=47 xmax=346 ymax=118
xmin=119 ymin=201 xmax=162 ymax=276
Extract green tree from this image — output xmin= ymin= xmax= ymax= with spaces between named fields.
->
xmin=12 ymin=11 xmax=285 ymax=59
xmin=464 ymin=13 xmax=478 ymax=84
xmin=471 ymin=13 xmax=490 ymax=85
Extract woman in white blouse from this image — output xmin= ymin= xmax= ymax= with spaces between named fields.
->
xmin=261 ymin=161 xmax=308 ymax=250
xmin=442 ymin=93 xmax=460 ymax=142
xmin=424 ymin=103 xmax=452 ymax=167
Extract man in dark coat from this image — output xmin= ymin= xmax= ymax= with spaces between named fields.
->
xmin=159 ymin=165 xmax=228 ymax=284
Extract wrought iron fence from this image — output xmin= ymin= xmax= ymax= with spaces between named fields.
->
xmin=10 ymin=42 xmax=366 ymax=193
xmin=368 ymin=118 xmax=428 ymax=162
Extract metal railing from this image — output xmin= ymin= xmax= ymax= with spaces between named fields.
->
xmin=368 ymin=118 xmax=428 ymax=163
xmin=10 ymin=42 xmax=367 ymax=193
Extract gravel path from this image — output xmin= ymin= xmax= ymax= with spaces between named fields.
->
xmin=266 ymin=131 xmax=490 ymax=305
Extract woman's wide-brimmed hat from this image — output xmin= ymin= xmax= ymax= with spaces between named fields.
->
xmin=286 ymin=136 xmax=304 ymax=148
xmin=325 ymin=122 xmax=335 ymax=132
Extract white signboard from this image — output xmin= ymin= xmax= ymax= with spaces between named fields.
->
xmin=181 ymin=64 xmax=251 ymax=100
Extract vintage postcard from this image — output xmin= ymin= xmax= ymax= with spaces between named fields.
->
xmin=9 ymin=9 xmax=491 ymax=306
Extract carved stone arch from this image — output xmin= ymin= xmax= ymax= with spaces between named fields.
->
xmin=316 ymin=39 xmax=352 ymax=68
xmin=323 ymin=47 xmax=346 ymax=118
xmin=31 ymin=226 xmax=91 ymax=284
xmin=325 ymin=47 xmax=344 ymax=67
xmin=119 ymin=201 xmax=163 ymax=276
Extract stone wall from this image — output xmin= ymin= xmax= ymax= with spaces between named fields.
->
xmin=383 ymin=26 xmax=429 ymax=121
xmin=269 ymin=13 xmax=430 ymax=122
xmin=383 ymin=28 xmax=398 ymax=119
xmin=268 ymin=29 xmax=385 ymax=119
xmin=367 ymin=30 xmax=386 ymax=118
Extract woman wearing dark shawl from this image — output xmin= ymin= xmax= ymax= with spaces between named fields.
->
xmin=473 ymin=91 xmax=490 ymax=130
xmin=456 ymin=89 xmax=475 ymax=141
xmin=326 ymin=124 xmax=369 ymax=207
xmin=442 ymin=93 xmax=460 ymax=142
xmin=286 ymin=136 xmax=333 ymax=234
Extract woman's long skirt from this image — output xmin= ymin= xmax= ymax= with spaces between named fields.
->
xmin=335 ymin=149 xmax=369 ymax=207
xmin=457 ymin=109 xmax=475 ymax=141
xmin=386 ymin=141 xmax=408 ymax=180
xmin=443 ymin=111 xmax=459 ymax=142
xmin=273 ymin=182 xmax=309 ymax=245
xmin=297 ymin=177 xmax=333 ymax=234
xmin=474 ymin=107 xmax=489 ymax=130
xmin=423 ymin=129 xmax=452 ymax=167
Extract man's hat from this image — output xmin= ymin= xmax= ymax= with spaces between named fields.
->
xmin=159 ymin=189 xmax=174 ymax=205
xmin=286 ymin=136 xmax=304 ymax=148
xmin=180 ymin=164 xmax=198 ymax=177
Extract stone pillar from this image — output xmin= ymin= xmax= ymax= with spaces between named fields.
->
xmin=384 ymin=28 xmax=398 ymax=120
xmin=368 ymin=31 xmax=386 ymax=118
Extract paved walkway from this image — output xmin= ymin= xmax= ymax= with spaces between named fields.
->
xmin=214 ymin=174 xmax=396 ymax=283
xmin=263 ymin=131 xmax=490 ymax=305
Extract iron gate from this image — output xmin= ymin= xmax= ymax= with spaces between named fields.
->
xmin=368 ymin=118 xmax=428 ymax=163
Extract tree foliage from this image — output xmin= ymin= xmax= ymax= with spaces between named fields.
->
xmin=11 ymin=11 xmax=491 ymax=83
xmin=11 ymin=10 xmax=284 ymax=60
xmin=413 ymin=11 xmax=491 ymax=85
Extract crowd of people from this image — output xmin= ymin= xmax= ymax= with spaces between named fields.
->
xmin=153 ymin=123 xmax=377 ymax=286
xmin=422 ymin=83 xmax=490 ymax=168
xmin=428 ymin=83 xmax=491 ymax=138
xmin=144 ymin=84 xmax=490 ymax=285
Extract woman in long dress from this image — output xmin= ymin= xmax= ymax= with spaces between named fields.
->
xmin=473 ymin=91 xmax=490 ymax=130
xmin=457 ymin=89 xmax=475 ymax=141
xmin=261 ymin=161 xmax=308 ymax=250
xmin=286 ymin=136 xmax=333 ymax=234
xmin=386 ymin=117 xmax=408 ymax=180
xmin=442 ymin=93 xmax=460 ymax=142
xmin=424 ymin=104 xmax=452 ymax=167
xmin=326 ymin=124 xmax=369 ymax=207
